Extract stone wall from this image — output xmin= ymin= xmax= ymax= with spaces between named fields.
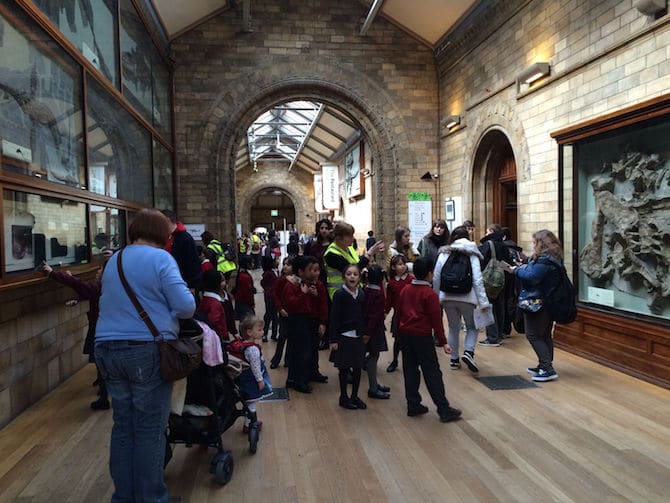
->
xmin=171 ymin=0 xmax=439 ymax=244
xmin=0 ymin=277 xmax=91 ymax=427
xmin=436 ymin=0 xmax=670 ymax=249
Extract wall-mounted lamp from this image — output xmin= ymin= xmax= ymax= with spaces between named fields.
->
xmin=634 ymin=0 xmax=666 ymax=16
xmin=517 ymin=62 xmax=550 ymax=85
xmin=443 ymin=114 xmax=461 ymax=130
xmin=421 ymin=171 xmax=439 ymax=181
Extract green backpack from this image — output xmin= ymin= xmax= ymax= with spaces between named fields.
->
xmin=482 ymin=241 xmax=505 ymax=300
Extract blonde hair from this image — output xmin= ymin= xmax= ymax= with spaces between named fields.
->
xmin=239 ymin=317 xmax=263 ymax=340
xmin=333 ymin=222 xmax=355 ymax=239
xmin=532 ymin=229 xmax=563 ymax=260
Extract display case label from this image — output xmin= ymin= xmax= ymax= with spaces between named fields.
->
xmin=588 ymin=286 xmax=615 ymax=307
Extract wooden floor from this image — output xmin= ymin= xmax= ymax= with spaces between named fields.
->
xmin=2 ymin=303 xmax=670 ymax=501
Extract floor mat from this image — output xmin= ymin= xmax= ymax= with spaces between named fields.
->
xmin=262 ymin=387 xmax=289 ymax=401
xmin=475 ymin=375 xmax=538 ymax=390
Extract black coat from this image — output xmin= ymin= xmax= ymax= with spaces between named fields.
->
xmin=171 ymin=230 xmax=202 ymax=289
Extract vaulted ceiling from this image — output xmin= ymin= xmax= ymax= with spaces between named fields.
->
xmin=152 ymin=0 xmax=477 ymax=46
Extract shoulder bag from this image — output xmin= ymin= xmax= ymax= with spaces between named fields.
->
xmin=117 ymin=250 xmax=202 ymax=382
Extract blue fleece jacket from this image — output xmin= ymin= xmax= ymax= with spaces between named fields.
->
xmin=96 ymin=244 xmax=195 ymax=342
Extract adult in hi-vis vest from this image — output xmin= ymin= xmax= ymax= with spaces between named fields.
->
xmin=201 ymin=231 xmax=237 ymax=277
xmin=323 ymin=222 xmax=385 ymax=300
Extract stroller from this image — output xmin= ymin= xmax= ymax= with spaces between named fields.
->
xmin=164 ymin=320 xmax=261 ymax=486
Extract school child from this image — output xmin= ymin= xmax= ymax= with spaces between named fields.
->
xmin=197 ymin=269 xmax=229 ymax=342
xmin=282 ymin=256 xmax=328 ymax=393
xmin=270 ymin=257 xmax=292 ymax=369
xmin=228 ymin=317 xmax=273 ymax=432
xmin=197 ymin=245 xmax=214 ymax=273
xmin=363 ymin=264 xmax=391 ymax=399
xmin=260 ymin=255 xmax=279 ymax=342
xmin=41 ymin=260 xmax=109 ymax=410
xmin=396 ymin=257 xmax=462 ymax=423
xmin=385 ymin=254 xmax=414 ymax=372
xmin=233 ymin=254 xmax=256 ymax=321
xmin=330 ymin=264 xmax=367 ymax=410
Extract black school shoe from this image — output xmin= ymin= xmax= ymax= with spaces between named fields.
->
xmin=351 ymin=397 xmax=367 ymax=409
xmin=293 ymin=383 xmax=313 ymax=394
xmin=339 ymin=397 xmax=357 ymax=410
xmin=407 ymin=404 xmax=429 ymax=417
xmin=376 ymin=384 xmax=390 ymax=393
xmin=310 ymin=373 xmax=328 ymax=383
xmin=438 ymin=406 xmax=462 ymax=423
xmin=368 ymin=389 xmax=390 ymax=399
xmin=386 ymin=361 xmax=398 ymax=373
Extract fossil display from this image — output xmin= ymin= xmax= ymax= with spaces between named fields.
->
xmin=580 ymin=151 xmax=670 ymax=314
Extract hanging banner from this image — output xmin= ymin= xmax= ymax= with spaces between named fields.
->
xmin=408 ymin=192 xmax=432 ymax=241
xmin=314 ymin=173 xmax=324 ymax=212
xmin=321 ymin=164 xmax=339 ymax=210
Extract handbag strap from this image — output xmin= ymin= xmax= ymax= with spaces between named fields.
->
xmin=117 ymin=249 xmax=161 ymax=339
xmin=489 ymin=240 xmax=497 ymax=261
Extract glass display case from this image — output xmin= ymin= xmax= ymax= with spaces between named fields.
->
xmin=90 ymin=205 xmax=127 ymax=257
xmin=153 ymin=139 xmax=173 ymax=210
xmin=3 ymin=189 xmax=88 ymax=275
xmin=561 ymin=115 xmax=670 ymax=321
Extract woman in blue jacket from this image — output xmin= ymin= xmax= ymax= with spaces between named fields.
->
xmin=96 ymin=209 xmax=196 ymax=502
xmin=500 ymin=229 xmax=563 ymax=382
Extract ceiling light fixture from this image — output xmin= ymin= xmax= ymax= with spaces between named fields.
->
xmin=442 ymin=115 xmax=461 ymax=130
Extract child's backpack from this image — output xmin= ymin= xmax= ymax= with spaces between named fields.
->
xmin=481 ymin=241 xmax=505 ymax=300
xmin=221 ymin=242 xmax=235 ymax=261
xmin=543 ymin=261 xmax=577 ymax=324
xmin=440 ymin=251 xmax=473 ymax=294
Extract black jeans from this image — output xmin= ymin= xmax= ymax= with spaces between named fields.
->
xmin=524 ymin=307 xmax=554 ymax=371
xmin=263 ymin=295 xmax=278 ymax=338
xmin=485 ymin=293 xmax=506 ymax=342
xmin=286 ymin=314 xmax=311 ymax=387
xmin=270 ymin=317 xmax=289 ymax=367
xmin=399 ymin=335 xmax=450 ymax=413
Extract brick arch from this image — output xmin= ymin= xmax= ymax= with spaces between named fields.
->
xmin=236 ymin=181 xmax=311 ymax=235
xmin=460 ymin=99 xmax=531 ymax=225
xmin=190 ymin=57 xmax=415 ymax=243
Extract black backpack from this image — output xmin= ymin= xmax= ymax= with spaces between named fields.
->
xmin=544 ymin=261 xmax=577 ymax=324
xmin=440 ymin=251 xmax=473 ymax=294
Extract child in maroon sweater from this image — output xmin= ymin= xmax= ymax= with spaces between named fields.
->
xmin=42 ymin=261 xmax=109 ymax=410
xmin=396 ymin=257 xmax=461 ymax=423
xmin=260 ymin=255 xmax=279 ymax=342
xmin=233 ymin=255 xmax=256 ymax=321
xmin=197 ymin=269 xmax=229 ymax=342
xmin=270 ymin=257 xmax=292 ymax=369
xmin=281 ymin=255 xmax=328 ymax=393
xmin=385 ymin=254 xmax=414 ymax=372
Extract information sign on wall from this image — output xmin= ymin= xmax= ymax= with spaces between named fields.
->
xmin=314 ymin=173 xmax=324 ymax=212
xmin=321 ymin=164 xmax=339 ymax=210
xmin=408 ymin=192 xmax=432 ymax=241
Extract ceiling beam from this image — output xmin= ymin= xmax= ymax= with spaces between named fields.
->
xmin=325 ymin=107 xmax=358 ymax=129
xmin=289 ymin=104 xmax=324 ymax=172
xmin=314 ymin=122 xmax=347 ymax=143
xmin=303 ymin=143 xmax=327 ymax=159
xmin=327 ymin=130 xmax=362 ymax=162
xmin=308 ymin=133 xmax=339 ymax=151
xmin=360 ymin=0 xmax=385 ymax=36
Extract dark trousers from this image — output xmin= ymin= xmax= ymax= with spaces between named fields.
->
xmin=236 ymin=302 xmax=255 ymax=321
xmin=485 ymin=293 xmax=506 ymax=342
xmin=263 ymin=295 xmax=278 ymax=338
xmin=399 ymin=335 xmax=450 ymax=413
xmin=310 ymin=329 xmax=321 ymax=378
xmin=524 ymin=307 xmax=554 ymax=371
xmin=270 ymin=317 xmax=289 ymax=367
xmin=286 ymin=315 xmax=311 ymax=387
xmin=502 ymin=273 xmax=516 ymax=335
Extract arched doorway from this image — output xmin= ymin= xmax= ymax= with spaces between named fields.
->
xmin=248 ymin=189 xmax=296 ymax=231
xmin=472 ymin=129 xmax=518 ymax=239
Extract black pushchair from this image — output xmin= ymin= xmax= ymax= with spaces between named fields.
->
xmin=164 ymin=325 xmax=261 ymax=485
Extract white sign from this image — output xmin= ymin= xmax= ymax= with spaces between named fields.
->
xmin=2 ymin=139 xmax=32 ymax=163
xmin=185 ymin=223 xmax=206 ymax=240
xmin=314 ymin=173 xmax=324 ymax=212
xmin=322 ymin=164 xmax=339 ymax=210
xmin=408 ymin=193 xmax=432 ymax=241
xmin=587 ymin=286 xmax=615 ymax=307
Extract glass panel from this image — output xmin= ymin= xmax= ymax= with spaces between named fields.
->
xmin=562 ymin=144 xmax=574 ymax=280
xmin=87 ymin=77 xmax=152 ymax=206
xmin=90 ymin=205 xmax=126 ymax=257
xmin=32 ymin=0 xmax=120 ymax=88
xmin=120 ymin=0 xmax=152 ymax=124
xmin=575 ymin=117 xmax=670 ymax=321
xmin=0 ymin=6 xmax=84 ymax=188
xmin=152 ymin=139 xmax=173 ymax=210
xmin=152 ymin=55 xmax=171 ymax=139
xmin=2 ymin=189 xmax=88 ymax=275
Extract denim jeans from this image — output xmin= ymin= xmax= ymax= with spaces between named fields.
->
xmin=95 ymin=341 xmax=172 ymax=503
xmin=443 ymin=301 xmax=477 ymax=356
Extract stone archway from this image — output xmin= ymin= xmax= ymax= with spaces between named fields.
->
xmin=185 ymin=58 xmax=419 ymax=244
xmin=238 ymin=182 xmax=310 ymax=235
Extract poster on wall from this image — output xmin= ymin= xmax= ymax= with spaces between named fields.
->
xmin=344 ymin=143 xmax=364 ymax=199
xmin=408 ymin=192 xmax=432 ymax=241
xmin=314 ymin=173 xmax=324 ymax=212
xmin=322 ymin=164 xmax=339 ymax=210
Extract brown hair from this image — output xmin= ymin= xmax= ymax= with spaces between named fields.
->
xmin=128 ymin=209 xmax=172 ymax=247
xmin=532 ymin=229 xmax=563 ymax=261
xmin=389 ymin=254 xmax=407 ymax=274
xmin=333 ymin=221 xmax=355 ymax=239
xmin=239 ymin=317 xmax=263 ymax=340
xmin=449 ymin=225 xmax=469 ymax=243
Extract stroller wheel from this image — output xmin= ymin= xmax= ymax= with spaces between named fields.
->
xmin=214 ymin=452 xmax=234 ymax=485
xmin=248 ymin=424 xmax=260 ymax=455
